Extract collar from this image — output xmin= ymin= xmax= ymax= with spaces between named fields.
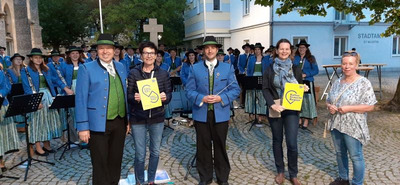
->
xmin=205 ymin=58 xmax=217 ymax=69
xmin=99 ymin=59 xmax=114 ymax=72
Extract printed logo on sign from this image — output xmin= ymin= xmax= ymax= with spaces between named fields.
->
xmin=142 ymin=85 xmax=159 ymax=103
xmin=149 ymin=91 xmax=159 ymax=103
xmin=285 ymin=90 xmax=302 ymax=104
xmin=142 ymin=85 xmax=152 ymax=96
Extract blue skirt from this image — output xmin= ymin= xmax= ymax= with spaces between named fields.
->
xmin=28 ymin=88 xmax=62 ymax=143
xmin=299 ymin=81 xmax=318 ymax=119
xmin=0 ymin=105 xmax=19 ymax=156
xmin=245 ymin=90 xmax=267 ymax=115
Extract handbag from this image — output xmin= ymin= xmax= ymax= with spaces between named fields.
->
xmin=268 ymin=99 xmax=281 ymax=118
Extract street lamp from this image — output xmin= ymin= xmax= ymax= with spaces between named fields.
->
xmin=99 ymin=0 xmax=104 ymax=33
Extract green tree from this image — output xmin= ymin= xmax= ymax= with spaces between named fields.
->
xmin=254 ymin=0 xmax=400 ymax=111
xmin=255 ymin=0 xmax=400 ymax=36
xmin=39 ymin=0 xmax=91 ymax=50
xmin=92 ymin=0 xmax=186 ymax=46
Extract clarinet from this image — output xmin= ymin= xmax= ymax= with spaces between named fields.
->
xmin=24 ymin=67 xmax=37 ymax=93
xmin=5 ymin=69 xmax=14 ymax=85
xmin=55 ymin=64 xmax=68 ymax=88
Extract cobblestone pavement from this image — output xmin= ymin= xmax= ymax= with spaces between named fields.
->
xmin=0 ymin=71 xmax=399 ymax=185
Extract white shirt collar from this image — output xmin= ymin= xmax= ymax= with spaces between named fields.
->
xmin=100 ymin=60 xmax=115 ymax=74
xmin=205 ymin=58 xmax=217 ymax=69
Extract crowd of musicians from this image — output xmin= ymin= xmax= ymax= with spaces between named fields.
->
xmin=0 ymin=34 xmax=376 ymax=185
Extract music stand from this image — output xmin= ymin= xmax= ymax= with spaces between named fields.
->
xmin=243 ymin=76 xmax=266 ymax=131
xmin=6 ymin=93 xmax=55 ymax=181
xmin=49 ymin=95 xmax=78 ymax=160
xmin=7 ymin=83 xmax=24 ymax=102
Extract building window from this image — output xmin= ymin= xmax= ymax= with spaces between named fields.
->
xmin=243 ymin=0 xmax=250 ymax=15
xmin=335 ymin=10 xmax=346 ymax=21
xmin=334 ymin=36 xmax=347 ymax=57
xmin=393 ymin=36 xmax=400 ymax=55
xmin=213 ymin=0 xmax=220 ymax=11
xmin=196 ymin=0 xmax=200 ymax=14
xmin=293 ymin=36 xmax=308 ymax=47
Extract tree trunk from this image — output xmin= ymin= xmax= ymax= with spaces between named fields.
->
xmin=382 ymin=76 xmax=400 ymax=112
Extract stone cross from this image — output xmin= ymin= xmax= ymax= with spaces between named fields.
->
xmin=143 ymin=18 xmax=163 ymax=46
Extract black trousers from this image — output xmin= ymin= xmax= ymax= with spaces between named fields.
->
xmin=89 ymin=116 xmax=127 ymax=185
xmin=194 ymin=111 xmax=230 ymax=183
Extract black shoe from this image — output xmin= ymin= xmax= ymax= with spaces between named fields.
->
xmin=217 ymin=182 xmax=229 ymax=185
xmin=198 ymin=181 xmax=212 ymax=185
xmin=43 ymin=147 xmax=56 ymax=153
xmin=301 ymin=125 xmax=308 ymax=130
xmin=35 ymin=150 xmax=49 ymax=156
xmin=329 ymin=178 xmax=350 ymax=185
xmin=1 ymin=167 xmax=7 ymax=172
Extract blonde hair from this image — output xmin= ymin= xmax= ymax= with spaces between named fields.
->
xmin=342 ymin=50 xmax=360 ymax=65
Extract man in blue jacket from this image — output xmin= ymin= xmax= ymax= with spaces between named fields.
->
xmin=186 ymin=36 xmax=240 ymax=185
xmin=75 ymin=34 xmax=129 ymax=185
xmin=0 ymin=46 xmax=11 ymax=68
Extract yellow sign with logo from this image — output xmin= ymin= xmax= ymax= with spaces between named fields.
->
xmin=282 ymin=83 xmax=304 ymax=111
xmin=137 ymin=78 xmax=162 ymax=110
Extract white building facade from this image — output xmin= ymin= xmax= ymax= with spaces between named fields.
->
xmin=184 ymin=0 xmax=272 ymax=52
xmin=184 ymin=1 xmax=399 ymax=70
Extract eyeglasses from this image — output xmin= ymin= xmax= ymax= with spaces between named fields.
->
xmin=142 ymin=52 xmax=156 ymax=56
xmin=343 ymin=51 xmax=358 ymax=56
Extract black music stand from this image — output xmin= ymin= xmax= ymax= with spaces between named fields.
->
xmin=243 ymin=76 xmax=266 ymax=131
xmin=50 ymin=95 xmax=78 ymax=160
xmin=6 ymin=93 xmax=55 ymax=181
xmin=7 ymin=83 xmax=24 ymax=102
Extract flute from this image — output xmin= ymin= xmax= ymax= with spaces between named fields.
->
xmin=199 ymin=81 xmax=236 ymax=107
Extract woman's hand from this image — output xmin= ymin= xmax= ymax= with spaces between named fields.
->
xmin=134 ymin=93 xmax=141 ymax=102
xmin=303 ymin=84 xmax=309 ymax=92
xmin=338 ymin=106 xmax=351 ymax=114
xmin=271 ymin=104 xmax=285 ymax=113
xmin=38 ymin=103 xmax=43 ymax=110
xmin=64 ymin=88 xmax=74 ymax=95
xmin=327 ymin=103 xmax=338 ymax=114
xmin=160 ymin=92 xmax=167 ymax=101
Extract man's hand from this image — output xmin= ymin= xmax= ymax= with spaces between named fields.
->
xmin=126 ymin=124 xmax=131 ymax=135
xmin=160 ymin=92 xmax=167 ymax=101
xmin=202 ymin=95 xmax=222 ymax=104
xmin=79 ymin=130 xmax=90 ymax=143
xmin=134 ymin=93 xmax=141 ymax=102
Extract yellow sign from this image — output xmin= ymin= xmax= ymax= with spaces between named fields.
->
xmin=282 ymin=83 xmax=304 ymax=111
xmin=137 ymin=78 xmax=162 ymax=110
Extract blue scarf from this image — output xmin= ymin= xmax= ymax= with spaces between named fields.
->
xmin=273 ymin=57 xmax=298 ymax=93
